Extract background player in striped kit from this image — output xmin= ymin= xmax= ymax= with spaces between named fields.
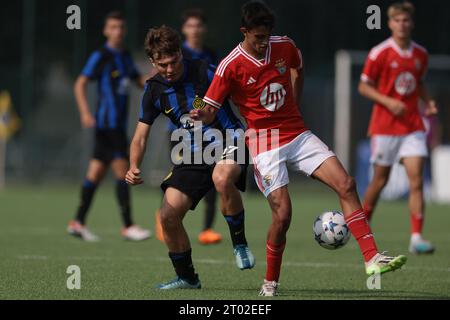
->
xmin=67 ymin=11 xmax=151 ymax=242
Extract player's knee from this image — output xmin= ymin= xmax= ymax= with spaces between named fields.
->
xmin=159 ymin=207 xmax=181 ymax=228
xmin=213 ymin=172 xmax=233 ymax=194
xmin=373 ymin=174 xmax=389 ymax=188
xmin=409 ymin=176 xmax=423 ymax=191
xmin=337 ymin=176 xmax=357 ymax=198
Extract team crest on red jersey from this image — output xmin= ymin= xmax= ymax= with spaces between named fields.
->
xmin=275 ymin=59 xmax=286 ymax=75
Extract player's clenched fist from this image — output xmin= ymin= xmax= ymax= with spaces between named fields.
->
xmin=126 ymin=167 xmax=143 ymax=185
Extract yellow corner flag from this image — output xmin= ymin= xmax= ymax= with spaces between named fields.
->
xmin=0 ymin=91 xmax=21 ymax=140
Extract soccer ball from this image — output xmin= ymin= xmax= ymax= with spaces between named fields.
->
xmin=313 ymin=211 xmax=350 ymax=250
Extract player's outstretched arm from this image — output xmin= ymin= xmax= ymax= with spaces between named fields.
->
xmin=74 ymin=75 xmax=96 ymax=128
xmin=189 ymin=104 xmax=218 ymax=125
xmin=358 ymin=81 xmax=406 ymax=116
xmin=127 ymin=122 xmax=151 ymax=185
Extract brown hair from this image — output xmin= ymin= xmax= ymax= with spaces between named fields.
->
xmin=241 ymin=1 xmax=275 ymax=30
xmin=104 ymin=11 xmax=125 ymax=25
xmin=181 ymin=8 xmax=207 ymax=25
xmin=144 ymin=25 xmax=181 ymax=60
xmin=388 ymin=1 xmax=415 ymax=19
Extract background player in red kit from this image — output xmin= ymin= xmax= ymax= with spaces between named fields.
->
xmin=359 ymin=1 xmax=437 ymax=254
xmin=192 ymin=1 xmax=407 ymax=296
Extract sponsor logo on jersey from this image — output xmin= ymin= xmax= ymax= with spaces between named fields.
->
xmin=179 ymin=113 xmax=195 ymax=130
xmin=260 ymin=83 xmax=286 ymax=111
xmin=395 ymin=72 xmax=416 ymax=96
xmin=164 ymin=106 xmax=174 ymax=114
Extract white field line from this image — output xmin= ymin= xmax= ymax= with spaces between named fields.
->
xmin=15 ymin=255 xmax=450 ymax=273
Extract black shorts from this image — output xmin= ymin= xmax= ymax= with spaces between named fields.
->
xmin=161 ymin=162 xmax=247 ymax=211
xmin=93 ymin=129 xmax=128 ymax=164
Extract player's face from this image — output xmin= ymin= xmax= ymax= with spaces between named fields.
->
xmin=241 ymin=25 xmax=271 ymax=56
xmin=388 ymin=13 xmax=414 ymax=40
xmin=104 ymin=18 xmax=126 ymax=45
xmin=151 ymin=52 xmax=183 ymax=82
xmin=182 ymin=17 xmax=206 ymax=43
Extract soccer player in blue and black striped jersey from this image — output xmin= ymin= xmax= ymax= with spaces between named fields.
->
xmin=155 ymin=9 xmax=221 ymax=246
xmin=67 ymin=11 xmax=151 ymax=242
xmin=126 ymin=26 xmax=255 ymax=289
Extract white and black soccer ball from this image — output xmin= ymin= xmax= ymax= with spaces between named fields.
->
xmin=313 ymin=211 xmax=350 ymax=250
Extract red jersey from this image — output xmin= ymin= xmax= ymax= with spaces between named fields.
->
xmin=204 ymin=36 xmax=307 ymax=154
xmin=361 ymin=37 xmax=428 ymax=136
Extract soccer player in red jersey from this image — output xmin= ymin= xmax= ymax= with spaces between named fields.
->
xmin=191 ymin=1 xmax=407 ymax=296
xmin=359 ymin=2 xmax=437 ymax=254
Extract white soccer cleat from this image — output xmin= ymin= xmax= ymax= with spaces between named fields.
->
xmin=67 ymin=220 xmax=100 ymax=242
xmin=258 ymin=279 xmax=279 ymax=297
xmin=365 ymin=251 xmax=407 ymax=275
xmin=233 ymin=244 xmax=255 ymax=270
xmin=409 ymin=239 xmax=435 ymax=254
xmin=121 ymin=225 xmax=152 ymax=241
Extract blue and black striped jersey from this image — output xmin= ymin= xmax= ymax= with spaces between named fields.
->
xmin=139 ymin=59 xmax=244 ymax=152
xmin=81 ymin=44 xmax=140 ymax=130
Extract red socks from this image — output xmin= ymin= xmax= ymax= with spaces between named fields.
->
xmin=363 ymin=203 xmax=374 ymax=222
xmin=411 ymin=212 xmax=424 ymax=234
xmin=345 ymin=209 xmax=378 ymax=262
xmin=266 ymin=241 xmax=286 ymax=282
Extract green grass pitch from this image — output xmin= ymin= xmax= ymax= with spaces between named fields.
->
xmin=1 ymin=183 xmax=449 ymax=300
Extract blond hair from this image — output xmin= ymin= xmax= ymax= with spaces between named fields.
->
xmin=388 ymin=1 xmax=415 ymax=19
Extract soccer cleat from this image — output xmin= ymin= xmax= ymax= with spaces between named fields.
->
xmin=259 ymin=279 xmax=279 ymax=297
xmin=365 ymin=252 xmax=407 ymax=275
xmin=121 ymin=225 xmax=151 ymax=241
xmin=233 ymin=244 xmax=255 ymax=270
xmin=156 ymin=276 xmax=201 ymax=290
xmin=198 ymin=229 xmax=222 ymax=245
xmin=409 ymin=239 xmax=435 ymax=254
xmin=67 ymin=220 xmax=99 ymax=242
xmin=155 ymin=209 xmax=165 ymax=243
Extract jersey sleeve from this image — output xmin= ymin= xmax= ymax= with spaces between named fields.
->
xmin=203 ymin=65 xmax=232 ymax=109
xmin=81 ymin=51 xmax=103 ymax=80
xmin=138 ymin=83 xmax=161 ymax=125
xmin=286 ymin=39 xmax=303 ymax=70
xmin=361 ymin=49 xmax=383 ymax=84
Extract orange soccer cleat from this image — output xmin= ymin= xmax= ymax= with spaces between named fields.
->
xmin=198 ymin=229 xmax=222 ymax=245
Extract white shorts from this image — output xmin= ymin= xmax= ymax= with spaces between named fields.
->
xmin=252 ymin=131 xmax=335 ymax=197
xmin=370 ymin=131 xmax=428 ymax=166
